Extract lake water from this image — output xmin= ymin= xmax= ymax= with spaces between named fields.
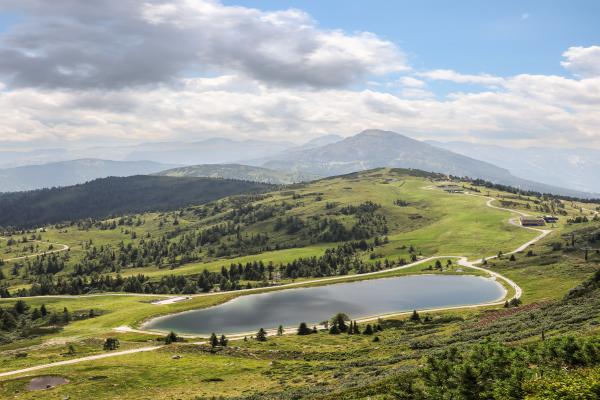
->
xmin=143 ymin=275 xmax=505 ymax=335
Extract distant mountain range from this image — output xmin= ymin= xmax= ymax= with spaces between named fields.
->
xmin=259 ymin=129 xmax=599 ymax=198
xmin=121 ymin=138 xmax=294 ymax=165
xmin=155 ymin=164 xmax=319 ymax=185
xmin=1 ymin=130 xmax=597 ymax=199
xmin=426 ymin=141 xmax=600 ymax=194
xmin=0 ymin=159 xmax=177 ymax=192
xmin=0 ymin=138 xmax=297 ymax=168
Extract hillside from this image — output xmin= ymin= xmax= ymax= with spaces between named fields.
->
xmin=3 ymin=167 xmax=585 ymax=292
xmin=0 ymin=175 xmax=273 ymax=228
xmin=0 ymin=168 xmax=598 ymax=399
xmin=155 ymin=163 xmax=320 ymax=184
xmin=263 ymin=129 xmax=597 ymax=198
xmin=0 ymin=159 xmax=177 ymax=192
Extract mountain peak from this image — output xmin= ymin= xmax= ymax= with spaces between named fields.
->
xmin=356 ymin=129 xmax=397 ymax=137
xmin=353 ymin=129 xmax=415 ymax=142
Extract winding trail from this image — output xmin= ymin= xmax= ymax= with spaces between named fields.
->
xmin=0 ymin=190 xmax=553 ymax=378
xmin=0 ymin=236 xmax=70 ymax=262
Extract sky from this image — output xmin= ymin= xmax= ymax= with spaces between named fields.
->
xmin=0 ymin=0 xmax=599 ymax=150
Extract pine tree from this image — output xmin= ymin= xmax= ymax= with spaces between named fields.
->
xmin=330 ymin=313 xmax=350 ymax=332
xmin=219 ymin=335 xmax=228 ymax=347
xmin=277 ymin=325 xmax=284 ymax=336
xmin=14 ymin=300 xmax=28 ymax=314
xmin=353 ymin=321 xmax=360 ymax=334
xmin=210 ymin=332 xmax=219 ymax=347
xmin=347 ymin=322 xmax=354 ymax=334
xmin=256 ymin=328 xmax=267 ymax=342
xmin=363 ymin=324 xmax=374 ymax=335
xmin=297 ymin=322 xmax=312 ymax=335
xmin=410 ymin=309 xmax=420 ymax=322
xmin=103 ymin=337 xmax=120 ymax=351
xmin=62 ymin=307 xmax=71 ymax=323
xmin=165 ymin=331 xmax=178 ymax=344
xmin=329 ymin=324 xmax=340 ymax=334
xmin=31 ymin=308 xmax=41 ymax=320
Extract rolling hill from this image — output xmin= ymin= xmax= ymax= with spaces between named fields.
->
xmin=262 ymin=129 xmax=598 ymax=198
xmin=0 ymin=175 xmax=273 ymax=228
xmin=155 ymin=163 xmax=319 ymax=184
xmin=0 ymin=159 xmax=178 ymax=192
xmin=0 ymin=168 xmax=598 ymax=400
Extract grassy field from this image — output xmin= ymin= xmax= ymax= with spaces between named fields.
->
xmin=0 ymin=169 xmax=547 ymax=286
xmin=1 ymin=169 xmax=599 ymax=398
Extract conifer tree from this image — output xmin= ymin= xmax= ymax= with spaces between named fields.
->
xmin=219 ymin=335 xmax=228 ymax=347
xmin=165 ymin=331 xmax=178 ymax=344
xmin=210 ymin=332 xmax=219 ymax=347
xmin=410 ymin=309 xmax=420 ymax=322
xmin=256 ymin=328 xmax=267 ymax=341
xmin=62 ymin=307 xmax=71 ymax=323
xmin=31 ymin=308 xmax=41 ymax=320
xmin=297 ymin=322 xmax=312 ymax=335
xmin=103 ymin=337 xmax=120 ymax=351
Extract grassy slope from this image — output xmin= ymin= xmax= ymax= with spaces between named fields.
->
xmin=10 ymin=171 xmax=536 ymax=282
xmin=0 ymin=169 xmax=599 ymax=398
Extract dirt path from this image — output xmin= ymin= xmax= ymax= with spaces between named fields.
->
xmin=0 ymin=189 xmax=552 ymax=378
xmin=0 ymin=346 xmax=161 ymax=378
xmin=0 ymin=236 xmax=70 ymax=262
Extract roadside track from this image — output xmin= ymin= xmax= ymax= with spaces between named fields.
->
xmin=0 ymin=236 xmax=69 ymax=262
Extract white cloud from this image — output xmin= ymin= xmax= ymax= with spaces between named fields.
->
xmin=561 ymin=46 xmax=600 ymax=78
xmin=0 ymin=0 xmax=407 ymax=89
xmin=1 ymin=70 xmax=599 ymax=148
xmin=0 ymin=2 xmax=598 ymax=150
xmin=417 ymin=69 xmax=505 ymax=87
xmin=398 ymin=77 xmax=426 ymax=88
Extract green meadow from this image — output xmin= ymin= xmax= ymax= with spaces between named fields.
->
xmin=0 ymin=169 xmax=599 ymax=399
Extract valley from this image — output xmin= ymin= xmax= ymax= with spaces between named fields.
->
xmin=0 ymin=168 xmax=598 ymax=399
xmin=2 ymin=3 xmax=598 ymax=398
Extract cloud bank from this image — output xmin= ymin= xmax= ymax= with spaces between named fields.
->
xmin=0 ymin=0 xmax=599 ymax=149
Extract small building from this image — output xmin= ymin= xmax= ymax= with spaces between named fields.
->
xmin=520 ymin=217 xmax=546 ymax=227
xmin=543 ymin=215 xmax=559 ymax=223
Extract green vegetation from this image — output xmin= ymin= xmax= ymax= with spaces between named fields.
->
xmin=155 ymin=163 xmax=319 ymax=184
xmin=0 ymin=168 xmax=599 ymax=399
xmin=2 ymin=168 xmax=557 ymax=295
xmin=0 ymin=175 xmax=273 ymax=229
